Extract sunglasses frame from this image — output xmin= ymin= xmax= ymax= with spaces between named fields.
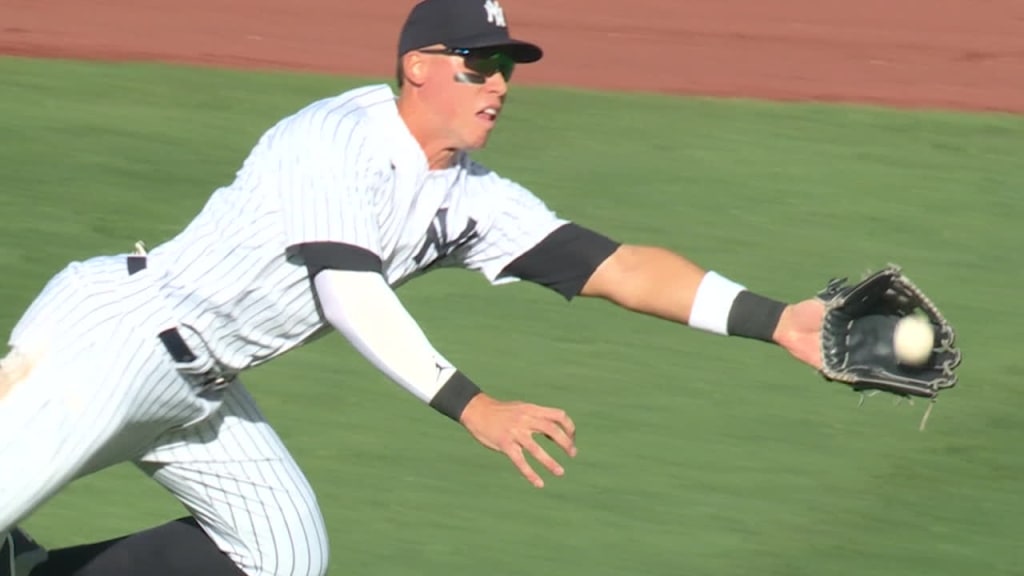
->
xmin=417 ymin=47 xmax=517 ymax=82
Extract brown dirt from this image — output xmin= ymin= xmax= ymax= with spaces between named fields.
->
xmin=2 ymin=0 xmax=1023 ymax=113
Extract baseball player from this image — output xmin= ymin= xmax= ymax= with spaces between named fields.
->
xmin=0 ymin=0 xmax=829 ymax=574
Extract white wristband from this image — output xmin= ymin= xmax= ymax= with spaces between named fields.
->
xmin=689 ymin=271 xmax=746 ymax=335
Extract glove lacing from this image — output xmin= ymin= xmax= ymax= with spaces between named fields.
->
xmin=856 ymin=389 xmax=937 ymax=431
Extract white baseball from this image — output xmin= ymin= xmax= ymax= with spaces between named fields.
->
xmin=893 ymin=315 xmax=935 ymax=366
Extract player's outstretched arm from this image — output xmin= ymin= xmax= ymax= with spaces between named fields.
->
xmin=578 ymin=244 xmax=826 ymax=369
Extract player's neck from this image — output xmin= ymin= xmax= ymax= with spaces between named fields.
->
xmin=421 ymin=145 xmax=459 ymax=171
xmin=403 ymin=126 xmax=458 ymax=171
xmin=397 ymin=95 xmax=458 ymax=171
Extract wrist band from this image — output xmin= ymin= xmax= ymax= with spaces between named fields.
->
xmin=727 ymin=291 xmax=788 ymax=343
xmin=689 ymin=271 xmax=746 ymax=335
xmin=429 ymin=371 xmax=482 ymax=422
xmin=690 ymin=271 xmax=788 ymax=343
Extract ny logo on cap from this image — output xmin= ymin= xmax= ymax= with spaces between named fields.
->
xmin=484 ymin=0 xmax=506 ymax=28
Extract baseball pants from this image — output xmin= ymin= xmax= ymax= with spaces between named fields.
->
xmin=0 ymin=255 xmax=329 ymax=576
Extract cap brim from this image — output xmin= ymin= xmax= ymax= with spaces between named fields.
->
xmin=495 ymin=40 xmax=544 ymax=63
xmin=457 ymin=38 xmax=543 ymax=63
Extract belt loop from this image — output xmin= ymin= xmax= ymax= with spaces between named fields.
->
xmin=127 ymin=256 xmax=147 ymax=275
xmin=127 ymin=241 xmax=148 ymax=275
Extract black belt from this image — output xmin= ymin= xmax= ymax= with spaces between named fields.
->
xmin=127 ymin=253 xmax=234 ymax=392
xmin=126 ymin=254 xmax=200 ymax=364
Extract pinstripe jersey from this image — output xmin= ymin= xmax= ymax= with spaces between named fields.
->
xmin=143 ymin=84 xmax=567 ymax=373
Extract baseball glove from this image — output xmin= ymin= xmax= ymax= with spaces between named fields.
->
xmin=817 ymin=265 xmax=962 ymax=423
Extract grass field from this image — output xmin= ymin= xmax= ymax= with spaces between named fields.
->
xmin=2 ymin=56 xmax=1023 ymax=575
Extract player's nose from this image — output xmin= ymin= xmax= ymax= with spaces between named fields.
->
xmin=487 ymin=72 xmax=508 ymax=96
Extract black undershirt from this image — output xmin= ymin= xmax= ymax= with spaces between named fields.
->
xmin=498 ymin=223 xmax=621 ymax=299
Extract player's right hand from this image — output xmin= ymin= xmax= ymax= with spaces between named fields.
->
xmin=459 ymin=393 xmax=577 ymax=488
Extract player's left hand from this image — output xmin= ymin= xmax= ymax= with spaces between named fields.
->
xmin=459 ymin=393 xmax=577 ymax=488
xmin=772 ymin=298 xmax=826 ymax=370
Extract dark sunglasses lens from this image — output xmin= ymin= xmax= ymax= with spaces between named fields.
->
xmin=465 ymin=53 xmax=515 ymax=81
xmin=497 ymin=55 xmax=515 ymax=80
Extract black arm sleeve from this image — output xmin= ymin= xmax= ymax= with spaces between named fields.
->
xmin=499 ymin=223 xmax=621 ymax=301
xmin=288 ymin=241 xmax=383 ymax=278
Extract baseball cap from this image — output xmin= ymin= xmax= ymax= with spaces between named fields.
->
xmin=398 ymin=0 xmax=543 ymax=63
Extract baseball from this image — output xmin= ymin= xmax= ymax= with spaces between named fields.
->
xmin=893 ymin=315 xmax=935 ymax=366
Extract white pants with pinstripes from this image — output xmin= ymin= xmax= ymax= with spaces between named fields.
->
xmin=0 ymin=256 xmax=329 ymax=576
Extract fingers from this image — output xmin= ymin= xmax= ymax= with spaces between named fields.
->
xmin=532 ymin=406 xmax=577 ymax=458
xmin=505 ymin=444 xmax=546 ymax=488
xmin=539 ymin=406 xmax=577 ymax=440
xmin=505 ymin=437 xmax=565 ymax=489
xmin=521 ymin=435 xmax=565 ymax=478
xmin=535 ymin=418 xmax=577 ymax=458
xmin=506 ymin=418 xmax=573 ymax=489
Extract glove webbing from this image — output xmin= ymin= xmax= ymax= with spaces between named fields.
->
xmin=891 ymin=270 xmax=960 ymax=390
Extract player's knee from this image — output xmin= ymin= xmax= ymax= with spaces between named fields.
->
xmin=272 ymin=529 xmax=330 ymax=576
xmin=247 ymin=506 xmax=330 ymax=576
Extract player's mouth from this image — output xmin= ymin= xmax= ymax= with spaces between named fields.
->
xmin=477 ymin=106 xmax=500 ymax=124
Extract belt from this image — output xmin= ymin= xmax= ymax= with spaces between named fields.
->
xmin=126 ymin=253 xmax=231 ymax=390
xmin=127 ymin=253 xmax=199 ymax=363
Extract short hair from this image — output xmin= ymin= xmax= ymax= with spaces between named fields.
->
xmin=396 ymin=57 xmax=404 ymax=88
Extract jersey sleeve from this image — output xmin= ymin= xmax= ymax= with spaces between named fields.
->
xmin=278 ymin=114 xmax=386 ymax=275
xmin=454 ymin=165 xmax=621 ymax=299
xmin=454 ymin=172 xmax=569 ymax=285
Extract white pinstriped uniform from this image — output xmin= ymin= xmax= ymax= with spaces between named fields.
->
xmin=0 ymin=84 xmax=567 ymax=576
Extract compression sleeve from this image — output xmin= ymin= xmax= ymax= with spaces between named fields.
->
xmin=312 ymin=269 xmax=482 ymax=420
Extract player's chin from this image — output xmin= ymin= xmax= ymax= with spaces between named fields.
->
xmin=462 ymin=132 xmax=492 ymax=151
xmin=461 ymin=119 xmax=497 ymax=150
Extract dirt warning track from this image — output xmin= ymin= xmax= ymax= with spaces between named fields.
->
xmin=2 ymin=0 xmax=1022 ymax=113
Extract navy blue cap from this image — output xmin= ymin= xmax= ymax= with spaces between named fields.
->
xmin=398 ymin=0 xmax=543 ymax=63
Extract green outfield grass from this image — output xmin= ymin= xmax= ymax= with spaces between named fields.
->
xmin=2 ymin=56 xmax=1023 ymax=575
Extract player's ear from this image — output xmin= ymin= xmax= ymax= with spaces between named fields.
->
xmin=402 ymin=52 xmax=428 ymax=87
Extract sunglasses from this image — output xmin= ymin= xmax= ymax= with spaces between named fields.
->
xmin=418 ymin=47 xmax=517 ymax=84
